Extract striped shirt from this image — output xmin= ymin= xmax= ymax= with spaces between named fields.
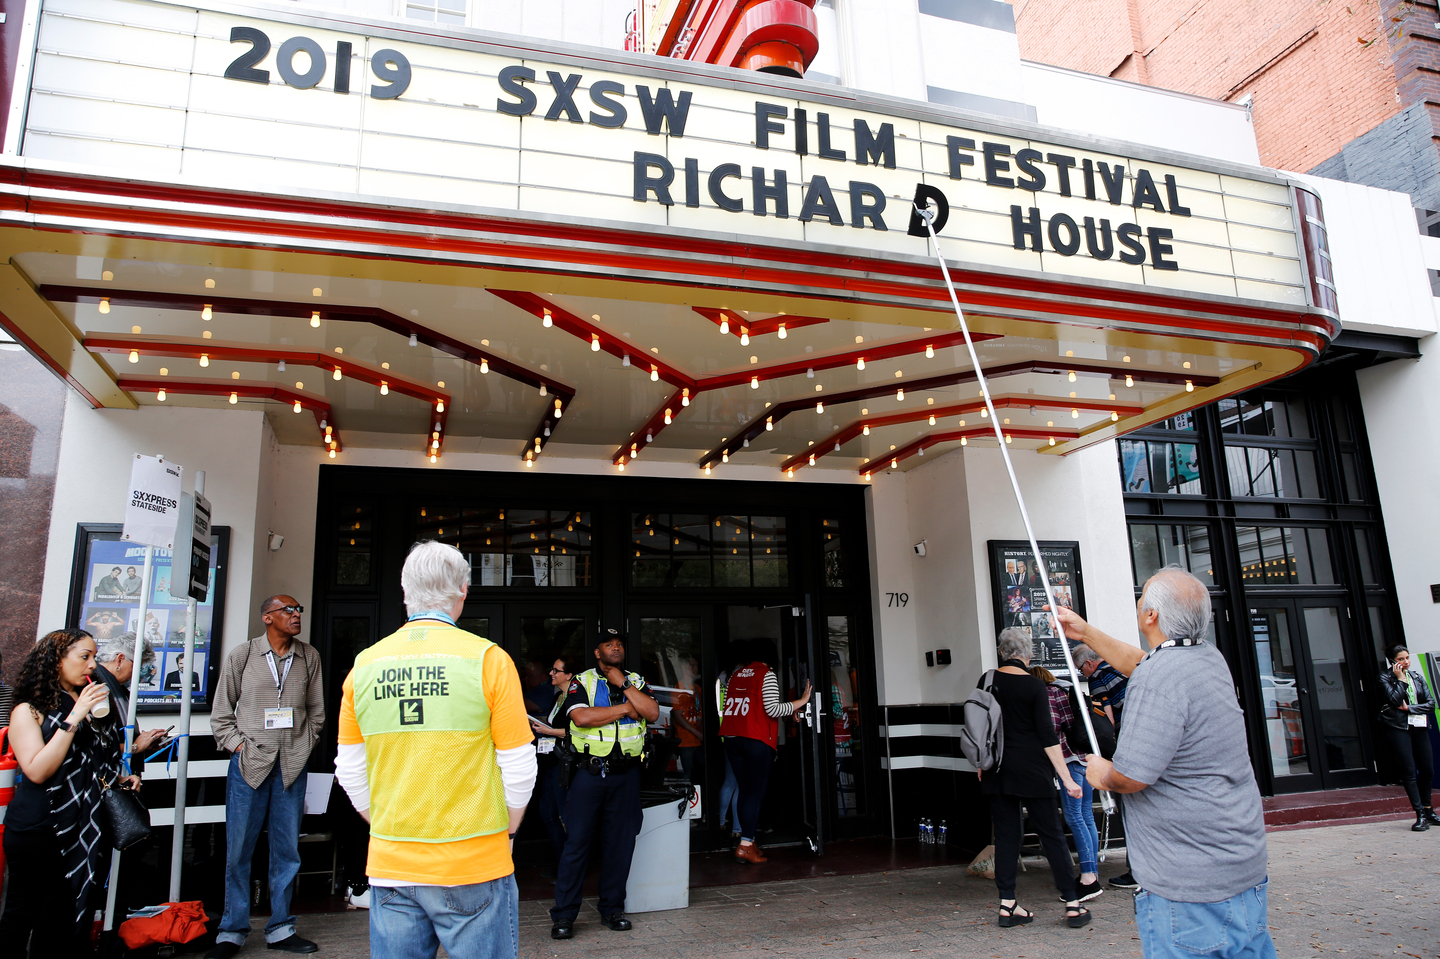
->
xmin=1088 ymin=664 xmax=1128 ymax=713
xmin=210 ymin=636 xmax=326 ymax=788
xmin=760 ymin=670 xmax=794 ymax=719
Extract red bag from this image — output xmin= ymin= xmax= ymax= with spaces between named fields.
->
xmin=0 ymin=727 xmax=16 ymax=877
xmin=117 ymin=901 xmax=210 ymax=948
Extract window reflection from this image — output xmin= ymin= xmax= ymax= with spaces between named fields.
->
xmin=637 ymin=617 xmax=705 ymax=785
xmin=1235 ymin=527 xmax=1333 ymax=585
xmin=416 ymin=506 xmax=592 ymax=587
xmin=823 ymin=518 xmax=844 ymax=588
xmin=335 ymin=503 xmax=374 ymax=586
xmin=1118 ymin=439 xmax=1202 ymax=494
xmin=1128 ymin=524 xmax=1214 ymax=586
xmin=1224 ymin=446 xmax=1321 ymax=499
xmin=631 ymin=513 xmax=787 ymax=587
xmin=829 ymin=616 xmax=865 ymax=817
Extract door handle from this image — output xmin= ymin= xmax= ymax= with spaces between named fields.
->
xmin=1300 ymin=687 xmax=1308 ymax=695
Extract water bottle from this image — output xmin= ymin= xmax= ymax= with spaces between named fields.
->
xmin=918 ymin=817 xmax=927 ymax=843
xmin=938 ymin=819 xmax=948 ymax=845
xmin=921 ymin=817 xmax=932 ymax=844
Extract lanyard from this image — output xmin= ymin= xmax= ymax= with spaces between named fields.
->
xmin=408 ymin=610 xmax=457 ymax=626
xmin=264 ymin=648 xmax=294 ymax=703
xmin=1144 ymin=637 xmax=1203 ymax=663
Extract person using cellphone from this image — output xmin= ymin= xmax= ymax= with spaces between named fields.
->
xmin=1378 ymin=645 xmax=1438 ymax=831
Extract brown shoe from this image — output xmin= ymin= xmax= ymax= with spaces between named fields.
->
xmin=734 ymin=842 xmax=768 ymax=864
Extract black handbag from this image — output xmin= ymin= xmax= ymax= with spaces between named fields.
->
xmin=100 ymin=777 xmax=153 ymax=851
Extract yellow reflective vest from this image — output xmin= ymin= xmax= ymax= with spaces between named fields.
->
xmin=568 ymin=668 xmax=646 ymax=758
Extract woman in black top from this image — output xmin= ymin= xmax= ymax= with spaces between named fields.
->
xmin=981 ymin=627 xmax=1090 ymax=928
xmin=530 ymin=652 xmax=580 ymax=872
xmin=1377 ymin=645 xmax=1439 ymax=831
xmin=0 ymin=628 xmax=135 ymax=957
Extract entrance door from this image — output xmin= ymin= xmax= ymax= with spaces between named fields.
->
xmin=1248 ymin=599 xmax=1371 ymax=791
xmin=504 ymin=604 xmax=598 ymax=714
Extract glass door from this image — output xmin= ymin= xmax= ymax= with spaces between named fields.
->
xmin=630 ymin=607 xmax=710 ymax=811
xmin=504 ymin=604 xmax=597 ymax=718
xmin=1248 ymin=600 xmax=1371 ymax=792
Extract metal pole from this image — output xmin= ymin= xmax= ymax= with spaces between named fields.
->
xmin=168 ymin=470 xmax=203 ymax=900
xmin=914 ymin=206 xmax=1116 ymax=814
xmin=104 ymin=541 xmax=154 ymax=930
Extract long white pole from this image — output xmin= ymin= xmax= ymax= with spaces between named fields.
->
xmin=104 ymin=541 xmax=154 ymax=930
xmin=914 ymin=206 xmax=1115 ymax=814
xmin=169 ymin=470 xmax=203 ymax=900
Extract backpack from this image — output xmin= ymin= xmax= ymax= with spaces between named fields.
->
xmin=1061 ymin=682 xmax=1117 ymax=759
xmin=960 ymin=670 xmax=1005 ymax=772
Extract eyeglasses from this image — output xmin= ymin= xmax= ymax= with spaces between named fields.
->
xmin=549 ymin=667 xmax=569 ymax=675
xmin=267 ymin=604 xmax=304 ymax=615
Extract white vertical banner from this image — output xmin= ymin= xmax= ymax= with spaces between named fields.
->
xmin=122 ymin=454 xmax=183 ymax=548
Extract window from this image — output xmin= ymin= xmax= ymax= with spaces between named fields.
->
xmin=1128 ymin=524 xmax=1214 ymax=586
xmin=1224 ymin=446 xmax=1321 ymax=499
xmin=405 ymin=0 xmax=465 ymax=25
xmin=1235 ymin=527 xmax=1333 ymax=585
xmin=823 ymin=518 xmax=844 ymax=587
xmin=1218 ymin=392 xmax=1311 ymax=438
xmin=416 ymin=506 xmax=593 ymax=587
xmin=1118 ymin=438 xmax=1202 ymax=494
xmin=334 ymin=503 xmax=374 ymax=586
xmin=632 ymin=513 xmax=787 ymax=587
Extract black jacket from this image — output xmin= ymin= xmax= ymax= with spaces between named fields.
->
xmin=1378 ymin=667 xmax=1435 ymax=731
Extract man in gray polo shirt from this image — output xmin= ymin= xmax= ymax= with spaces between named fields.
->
xmin=1055 ymin=568 xmax=1275 ymax=959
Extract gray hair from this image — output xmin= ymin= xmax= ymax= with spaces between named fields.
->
xmin=1072 ymin=645 xmax=1101 ymax=668
xmin=1140 ymin=566 xmax=1211 ymax=642
xmin=401 ymin=540 xmax=472 ymax=616
xmin=96 ymin=634 xmax=154 ymax=666
xmin=997 ymin=627 xmax=1033 ymax=663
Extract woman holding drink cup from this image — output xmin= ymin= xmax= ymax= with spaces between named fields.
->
xmin=0 ymin=628 xmax=138 ymax=957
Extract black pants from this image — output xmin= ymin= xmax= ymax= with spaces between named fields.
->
xmin=550 ymin=764 xmax=641 ymax=923
xmin=1384 ymin=724 xmax=1435 ymax=811
xmin=989 ymin=793 xmax=1079 ymax=902
xmin=724 ymin=736 xmax=774 ymax=843
xmin=0 ymin=827 xmax=92 ymax=957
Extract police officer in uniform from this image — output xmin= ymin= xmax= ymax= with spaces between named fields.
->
xmin=550 ymin=628 xmax=659 ymax=940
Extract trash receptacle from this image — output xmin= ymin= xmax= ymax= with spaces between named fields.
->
xmin=625 ymin=787 xmax=692 ymax=913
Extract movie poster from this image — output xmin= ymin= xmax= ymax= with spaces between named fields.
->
xmin=68 ymin=525 xmax=228 ymax=712
xmin=987 ymin=541 xmax=1086 ymax=674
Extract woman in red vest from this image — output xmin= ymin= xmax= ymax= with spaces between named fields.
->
xmin=718 ymin=640 xmax=812 ymax=864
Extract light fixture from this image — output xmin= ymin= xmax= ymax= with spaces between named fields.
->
xmin=1049 ymin=437 xmax=1056 ymax=446
xmin=834 ymin=442 xmax=840 ymax=451
xmin=1068 ymin=370 xmax=1077 ymax=382
xmin=1123 ymin=355 xmax=1131 ymax=362
xmin=743 ymin=438 xmax=750 ymax=447
xmin=663 ymin=408 xmax=672 ymax=425
xmin=787 ymin=468 xmax=794 ymax=477
xmin=430 ymin=453 xmax=437 ymax=463
xmin=928 ymin=414 xmax=936 ymax=425
xmin=228 ymin=391 xmax=238 ymax=404
xmin=330 ymin=449 xmax=337 ymax=459
xmin=293 ymin=400 xmax=302 ymax=412
xmin=1183 ymin=361 xmax=1191 ymax=369
xmin=1005 ymin=434 xmax=1012 ymax=444
xmin=436 ymin=400 xmax=445 ymax=412
xmin=591 ymin=334 xmax=601 ymax=351
xmin=1125 ymin=374 xmax=1134 ymax=387
xmin=809 ymin=454 xmax=816 ymax=466
xmin=863 ymin=471 xmax=871 ymax=481
xmin=816 ymin=401 xmax=824 ymax=414
xmin=99 ymin=298 xmax=110 ymax=313
xmin=156 ymin=389 xmax=166 ymax=401
xmin=277 ymin=360 xmax=287 ymax=373
xmin=379 ymin=381 xmax=389 ymax=395
xmin=104 ymin=271 xmax=114 ymax=281
xmin=704 ymin=464 xmax=712 ymax=474
xmin=650 ymin=366 xmax=659 ymax=382
xmin=480 ymin=359 xmax=489 ymax=374
xmin=925 ymin=344 xmax=934 ymax=358
xmin=981 ymin=408 xmax=988 ymax=418
xmin=127 ymin=349 xmax=139 ymax=363
xmin=960 ymin=436 xmax=967 ymax=446
xmin=313 ymin=287 xmax=323 ymax=297
xmin=618 ymin=462 xmax=625 ymax=472
xmin=719 ymin=318 xmax=730 ymax=335
xmin=199 ymin=354 xmax=209 ymax=367
xmin=896 ymin=389 xmax=904 ymax=401
xmin=406 ymin=333 xmax=418 ymax=348
xmin=857 ymin=357 xmax=865 ymax=370
xmin=891 ymin=458 xmax=898 ymax=469
xmin=554 ymin=399 xmax=563 ymax=418
xmin=646 ymin=431 xmax=654 ymax=443
xmin=778 ymin=324 xmax=787 ymax=339
xmin=432 ymin=439 xmax=440 ymax=450
xmin=333 ymin=367 xmax=342 ymax=380
xmin=310 ymin=312 xmax=321 ymax=328
xmin=526 ymin=457 xmax=535 ymax=468
xmin=1071 ymin=408 xmax=1079 ymax=418
xmin=539 ymin=383 xmax=548 ymax=397
xmin=200 ymin=304 xmax=213 ymax=321
xmin=204 ymin=277 xmax=214 ymax=288
xmin=750 ymin=375 xmax=759 ymax=389
xmin=739 ymin=328 xmax=751 ymax=346
xmin=722 ymin=451 xmax=729 ymax=463
xmin=542 ymin=308 xmax=552 ymax=328
xmin=1111 ymin=411 xmax=1119 ymax=422
xmin=131 ymin=325 xmax=141 ymax=334
xmin=535 ymin=438 xmax=543 ymax=452
xmin=682 ymin=389 xmax=690 ymax=407
xmin=765 ymin=417 xmax=773 ymax=431
xmin=862 ymin=425 xmax=870 ymax=435
xmin=1185 ymin=380 xmax=1194 ymax=392
xmin=622 ymin=354 xmax=631 ymax=368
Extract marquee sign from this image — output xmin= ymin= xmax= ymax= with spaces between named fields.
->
xmin=18 ymin=0 xmax=1317 ymax=311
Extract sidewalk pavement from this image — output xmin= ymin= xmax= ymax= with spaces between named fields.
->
xmin=262 ymin=820 xmax=1436 ymax=958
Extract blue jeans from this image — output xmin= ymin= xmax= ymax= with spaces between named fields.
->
xmin=371 ymin=876 xmax=519 ymax=959
xmin=718 ymin=748 xmax=740 ymax=831
xmin=217 ymin=757 xmax=306 ymax=945
xmin=1134 ymin=880 xmax=1277 ymax=959
xmin=1062 ymin=760 xmax=1099 ymax=875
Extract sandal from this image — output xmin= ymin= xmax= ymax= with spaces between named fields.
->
xmin=1065 ymin=903 xmax=1092 ymax=928
xmin=998 ymin=902 xmax=1034 ymax=928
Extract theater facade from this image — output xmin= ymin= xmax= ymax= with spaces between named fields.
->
xmin=4 ymin=0 xmax=1432 ymax=864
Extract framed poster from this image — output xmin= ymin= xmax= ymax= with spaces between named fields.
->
xmin=65 ymin=523 xmax=229 ymax=712
xmin=987 ymin=540 xmax=1086 ymax=674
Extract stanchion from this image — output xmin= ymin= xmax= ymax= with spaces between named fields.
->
xmin=169 ymin=470 xmax=203 ymax=900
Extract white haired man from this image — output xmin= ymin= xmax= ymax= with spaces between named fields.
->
xmin=93 ymin=635 xmax=166 ymax=756
xmin=336 ymin=540 xmax=536 ymax=959
xmin=1055 ymin=568 xmax=1275 ymax=959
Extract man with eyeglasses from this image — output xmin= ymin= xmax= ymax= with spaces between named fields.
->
xmin=208 ymin=595 xmax=326 ymax=957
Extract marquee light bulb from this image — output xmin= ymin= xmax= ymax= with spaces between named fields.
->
xmin=542 ymin=308 xmax=552 ymax=328
xmin=555 ymin=399 xmax=563 ymax=418
xmin=436 ymin=400 xmax=445 ymax=412
xmin=856 ymin=357 xmax=865 ymax=370
xmin=719 ymin=319 xmax=729 ymax=335
xmin=380 ymin=382 xmax=389 ymax=395
xmin=333 ymin=367 xmax=342 ymax=380
xmin=750 ymin=375 xmax=759 ymax=389
xmin=127 ymin=349 xmax=139 ymax=363
xmin=896 ymin=389 xmax=904 ymax=401
xmin=681 ymin=389 xmax=690 ymax=406
xmin=981 ymin=408 xmax=988 ymax=418
xmin=201 ymin=305 xmax=212 ymax=321
xmin=925 ymin=344 xmax=934 ymax=358
xmin=539 ymin=383 xmax=548 ymax=397
xmin=646 ymin=432 xmax=653 ymax=443
xmin=891 ymin=458 xmax=898 ymax=469
xmin=1125 ymin=374 xmax=1134 ymax=387
xmin=722 ymin=451 xmax=729 ymax=463
xmin=310 ymin=312 xmax=320 ymax=328
xmin=622 ymin=354 xmax=631 ymax=367
xmin=1111 ymin=411 xmax=1119 ymax=422
xmin=704 ymin=464 xmax=711 ymax=474
xmin=480 ymin=358 xmax=489 ymax=374
xmin=1068 ymin=370 xmax=1077 ymax=382
xmin=293 ymin=400 xmax=302 ymax=412
xmin=664 ymin=409 xmax=672 ymax=424
xmin=787 ymin=468 xmax=794 ymax=478
xmin=330 ymin=449 xmax=337 ymax=459
xmin=156 ymin=389 xmax=166 ymax=402
xmin=409 ymin=333 xmax=418 ymax=347
xmin=618 ymin=462 xmax=625 ymax=471
xmin=1071 ymin=408 xmax=1080 ymax=418
xmin=99 ymin=298 xmax=110 ymax=313
xmin=863 ymin=471 xmax=871 ymax=481
xmin=834 ymin=442 xmax=841 ymax=451
xmin=816 ymin=401 xmax=824 ymax=414
xmin=1186 ymin=380 xmax=1194 ymax=392
xmin=650 ymin=366 xmax=659 ymax=382
xmin=1049 ymin=437 xmax=1056 ymax=446
xmin=228 ymin=391 xmax=238 ymax=404
xmin=740 ymin=330 xmax=750 ymax=346
xmin=199 ymin=354 xmax=209 ymax=367
xmin=862 ymin=425 xmax=870 ymax=435
xmin=591 ymin=334 xmax=600 ymax=351
xmin=430 ymin=453 xmax=437 ymax=463
xmin=765 ymin=417 xmax=773 ymax=431
xmin=809 ymin=454 xmax=816 ymax=466
xmin=929 ymin=414 xmax=936 ymax=425
xmin=526 ymin=457 xmax=535 ymax=468
xmin=778 ymin=324 xmax=787 ymax=339
xmin=325 ymin=424 xmax=332 ymax=433
xmin=432 ymin=439 xmax=440 ymax=450
xmin=1005 ymin=434 xmax=1012 ymax=444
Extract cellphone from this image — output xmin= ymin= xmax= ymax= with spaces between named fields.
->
xmin=164 ymin=725 xmax=176 ymax=735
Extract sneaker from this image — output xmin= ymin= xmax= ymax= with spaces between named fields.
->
xmin=347 ymin=883 xmax=371 ymax=909
xmin=1058 ymin=878 xmax=1103 ymax=902
xmin=1109 ymin=871 xmax=1139 ymax=890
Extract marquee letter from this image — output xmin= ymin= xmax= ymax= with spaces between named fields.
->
xmin=1015 ymin=149 xmax=1046 ymax=193
xmin=1011 ymin=206 xmax=1042 ymax=250
xmin=854 ymin=120 xmax=896 ymax=168
xmin=799 ymin=176 xmax=843 ymax=225
xmin=907 ymin=184 xmax=949 ymax=237
xmin=636 ymin=86 xmax=693 ymax=136
xmin=588 ymin=80 xmax=628 ymax=128
xmin=984 ymin=142 xmax=1014 ymax=188
xmin=1147 ymin=227 xmax=1179 ymax=270
xmin=947 ymin=137 xmax=976 ymax=180
xmin=544 ymin=72 xmax=584 ymax=123
xmin=709 ymin=163 xmax=743 ymax=212
xmin=497 ymin=65 xmax=536 ymax=116
xmin=1131 ymin=169 xmax=1166 ymax=212
xmin=633 ymin=152 xmax=675 ymax=205
xmin=1048 ymin=213 xmax=1080 ymax=255
xmin=753 ymin=168 xmax=789 ymax=218
xmin=756 ymin=102 xmax=787 ymax=150
xmin=1084 ymin=217 xmax=1114 ymax=260
xmin=850 ymin=181 xmax=888 ymax=230
xmin=1164 ymin=175 xmax=1192 ymax=217
xmin=1117 ymin=223 xmax=1146 ymax=264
